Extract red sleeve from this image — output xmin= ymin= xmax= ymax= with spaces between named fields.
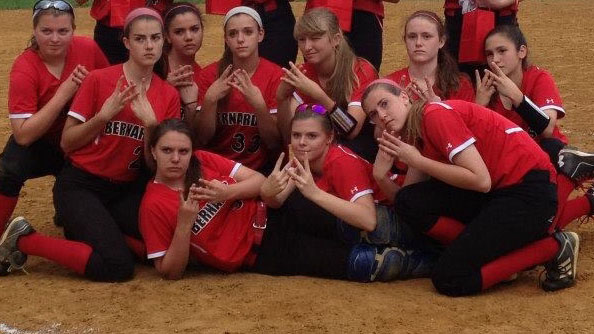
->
xmin=197 ymin=63 xmax=218 ymax=108
xmin=327 ymin=149 xmax=374 ymax=202
xmin=68 ymin=71 xmax=99 ymax=122
xmin=266 ymin=66 xmax=283 ymax=113
xmin=422 ymin=103 xmax=476 ymax=163
xmin=139 ymin=191 xmax=178 ymax=260
xmin=8 ymin=55 xmax=38 ymax=117
xmin=450 ymin=74 xmax=476 ymax=102
xmin=350 ymin=59 xmax=379 ymax=105
xmin=196 ymin=150 xmax=241 ymax=178
xmin=526 ymin=69 xmax=565 ymax=118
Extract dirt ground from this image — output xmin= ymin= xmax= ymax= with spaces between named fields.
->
xmin=1 ymin=1 xmax=594 ymax=333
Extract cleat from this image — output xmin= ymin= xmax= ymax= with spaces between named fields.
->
xmin=558 ymin=148 xmax=594 ymax=182
xmin=542 ymin=231 xmax=579 ymax=292
xmin=0 ymin=217 xmax=33 ymax=275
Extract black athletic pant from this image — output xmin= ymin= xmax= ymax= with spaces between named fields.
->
xmin=395 ymin=170 xmax=557 ymax=296
xmin=94 ymin=21 xmax=128 ymax=65
xmin=0 ymin=136 xmax=63 ymax=197
xmin=345 ymin=10 xmax=383 ymax=71
xmin=53 ymin=164 xmax=147 ymax=282
xmin=253 ymin=0 xmax=297 ymax=69
xmin=253 ymin=207 xmax=351 ymax=280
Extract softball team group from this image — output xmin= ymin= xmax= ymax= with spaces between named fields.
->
xmin=0 ymin=0 xmax=592 ymax=297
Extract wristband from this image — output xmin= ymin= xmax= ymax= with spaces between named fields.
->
xmin=328 ymin=104 xmax=358 ymax=136
xmin=515 ymin=95 xmax=550 ymax=136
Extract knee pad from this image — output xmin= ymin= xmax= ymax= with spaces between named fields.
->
xmin=347 ymin=244 xmax=434 ymax=282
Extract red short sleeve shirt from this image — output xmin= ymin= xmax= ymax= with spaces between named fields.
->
xmin=8 ymin=36 xmax=109 ymax=144
xmin=384 ymin=67 xmax=475 ymax=102
xmin=315 ymin=145 xmax=375 ymax=202
xmin=294 ymin=58 xmax=378 ymax=108
xmin=421 ymin=101 xmax=555 ymax=189
xmin=68 ymin=64 xmax=181 ymax=181
xmin=140 ymin=150 xmax=259 ymax=272
xmin=488 ymin=66 xmax=566 ymax=143
xmin=197 ymin=58 xmax=283 ymax=170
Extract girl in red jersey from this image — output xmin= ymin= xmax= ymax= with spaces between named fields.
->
xmin=362 ymin=79 xmax=579 ymax=295
xmin=276 ymin=8 xmax=379 ymax=163
xmin=195 ymin=6 xmax=282 ymax=173
xmin=162 ymin=2 xmax=204 ymax=122
xmin=138 ymin=118 xmax=429 ymax=281
xmin=0 ymin=0 xmax=108 ymax=234
xmin=0 ymin=8 xmax=180 ymax=280
xmin=384 ymin=11 xmax=474 ymax=103
xmin=477 ymin=25 xmax=594 ymax=230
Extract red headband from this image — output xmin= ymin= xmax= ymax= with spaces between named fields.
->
xmin=366 ymin=78 xmax=401 ymax=90
xmin=124 ymin=7 xmax=163 ymax=31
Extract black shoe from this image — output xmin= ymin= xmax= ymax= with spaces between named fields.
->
xmin=542 ymin=231 xmax=579 ymax=292
xmin=558 ymin=148 xmax=594 ymax=182
xmin=0 ymin=217 xmax=33 ymax=275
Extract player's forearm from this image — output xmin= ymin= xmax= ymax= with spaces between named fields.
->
xmin=254 ymin=107 xmax=281 ymax=150
xmin=11 ymin=93 xmax=72 ymax=146
xmin=60 ymin=116 xmax=109 ymax=154
xmin=157 ymin=223 xmax=193 ymax=280
xmin=308 ymin=190 xmax=377 ymax=232
xmin=373 ymin=174 xmax=400 ymax=205
xmin=226 ymin=173 xmax=266 ymax=201
xmin=261 ymin=182 xmax=295 ymax=208
xmin=276 ymin=97 xmax=297 ymax=145
xmin=414 ymin=155 xmax=491 ymax=193
xmin=194 ymin=100 xmax=217 ymax=146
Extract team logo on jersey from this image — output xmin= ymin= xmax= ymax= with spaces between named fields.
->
xmin=191 ymin=201 xmax=225 ymax=235
xmin=104 ymin=121 xmax=144 ymax=141
xmin=350 ymin=186 xmax=359 ymax=195
xmin=218 ymin=112 xmax=258 ymax=127
xmin=546 ymin=98 xmax=555 ymax=104
xmin=446 ymin=143 xmax=453 ymax=150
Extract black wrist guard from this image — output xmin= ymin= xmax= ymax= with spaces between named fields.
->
xmin=515 ymin=96 xmax=550 ymax=135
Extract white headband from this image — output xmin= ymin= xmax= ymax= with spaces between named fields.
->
xmin=223 ymin=6 xmax=263 ymax=29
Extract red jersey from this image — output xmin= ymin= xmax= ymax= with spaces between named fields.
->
xmin=8 ymin=36 xmax=109 ymax=145
xmin=68 ymin=64 xmax=180 ymax=182
xmin=421 ymin=101 xmax=555 ymax=189
xmin=197 ymin=58 xmax=283 ymax=170
xmin=295 ymin=58 xmax=378 ymax=109
xmin=488 ymin=66 xmax=567 ymax=144
xmin=316 ymin=145 xmax=375 ymax=202
xmin=140 ymin=150 xmax=259 ymax=272
xmin=384 ymin=67 xmax=475 ymax=102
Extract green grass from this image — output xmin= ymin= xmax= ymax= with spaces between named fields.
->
xmin=0 ymin=0 xmax=205 ymax=10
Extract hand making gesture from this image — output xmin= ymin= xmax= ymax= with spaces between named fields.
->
xmin=287 ymin=153 xmax=320 ymax=200
xmin=97 ymin=75 xmax=138 ymax=122
xmin=229 ymin=68 xmax=266 ymax=110
xmin=474 ymin=69 xmax=496 ymax=106
xmin=376 ymin=130 xmax=422 ymax=167
xmin=130 ymin=77 xmax=157 ymax=127
xmin=484 ymin=62 xmax=524 ymax=106
xmin=177 ymin=184 xmax=201 ymax=226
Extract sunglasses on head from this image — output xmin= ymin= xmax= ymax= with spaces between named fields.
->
xmin=296 ymin=104 xmax=327 ymax=115
xmin=33 ymin=0 xmax=74 ymax=18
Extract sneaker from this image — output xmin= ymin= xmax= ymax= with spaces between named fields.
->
xmin=0 ymin=217 xmax=33 ymax=274
xmin=558 ymin=148 xmax=594 ymax=182
xmin=542 ymin=231 xmax=579 ymax=292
